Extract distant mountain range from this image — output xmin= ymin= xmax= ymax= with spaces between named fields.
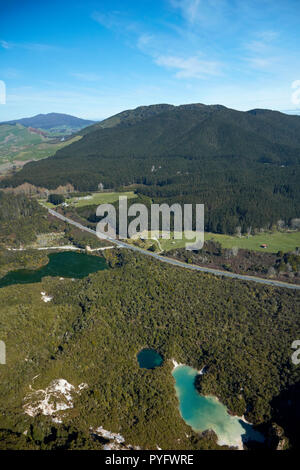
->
xmin=1 ymin=113 xmax=95 ymax=134
xmin=0 ymin=113 xmax=95 ymax=168
xmin=2 ymin=103 xmax=300 ymax=232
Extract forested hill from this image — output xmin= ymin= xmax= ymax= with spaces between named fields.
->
xmin=0 ymin=192 xmax=50 ymax=246
xmin=2 ymin=113 xmax=95 ymax=131
xmin=79 ymin=103 xmax=175 ymax=135
xmin=2 ymin=103 xmax=300 ymax=233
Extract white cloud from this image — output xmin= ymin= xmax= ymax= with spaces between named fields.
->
xmin=92 ymin=11 xmax=138 ymax=33
xmin=246 ymin=57 xmax=276 ymax=70
xmin=92 ymin=11 xmax=115 ymax=28
xmin=291 ymin=80 xmax=300 ymax=89
xmin=244 ymin=30 xmax=279 ymax=71
xmin=0 ymin=40 xmax=10 ymax=49
xmin=137 ymin=34 xmax=153 ymax=50
xmin=71 ymin=72 xmax=101 ymax=82
xmin=245 ymin=30 xmax=278 ymax=54
xmin=169 ymin=0 xmax=232 ymax=27
xmin=93 ymin=6 xmax=223 ymax=81
xmin=169 ymin=0 xmax=202 ymax=24
xmin=0 ymin=39 xmax=59 ymax=52
xmin=155 ymin=55 xmax=222 ymax=78
xmin=291 ymin=80 xmax=300 ymax=105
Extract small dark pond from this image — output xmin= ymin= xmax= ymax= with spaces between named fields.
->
xmin=137 ymin=348 xmax=164 ymax=369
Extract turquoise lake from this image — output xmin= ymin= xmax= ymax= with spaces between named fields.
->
xmin=172 ymin=365 xmax=264 ymax=449
xmin=137 ymin=348 xmax=164 ymax=369
xmin=0 ymin=251 xmax=108 ymax=288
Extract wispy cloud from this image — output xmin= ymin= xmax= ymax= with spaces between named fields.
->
xmin=137 ymin=34 xmax=153 ymax=50
xmin=92 ymin=7 xmax=225 ymax=81
xmin=291 ymin=80 xmax=300 ymax=105
xmin=0 ymin=40 xmax=10 ymax=49
xmin=0 ymin=67 xmax=19 ymax=79
xmin=170 ymin=0 xmax=202 ymax=24
xmin=92 ymin=11 xmax=120 ymax=29
xmin=155 ymin=55 xmax=222 ymax=78
xmin=0 ymin=39 xmax=59 ymax=52
xmin=169 ymin=0 xmax=233 ymax=27
xmin=71 ymin=72 xmax=101 ymax=82
xmin=23 ymin=43 xmax=58 ymax=52
xmin=244 ymin=30 xmax=279 ymax=70
xmin=92 ymin=4 xmax=293 ymax=85
xmin=92 ymin=11 xmax=138 ymax=33
xmin=245 ymin=57 xmax=276 ymax=70
xmin=245 ymin=30 xmax=278 ymax=54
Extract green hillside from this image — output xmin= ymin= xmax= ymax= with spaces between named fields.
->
xmin=80 ymin=103 xmax=175 ymax=135
xmin=2 ymin=103 xmax=300 ymax=233
xmin=0 ymin=112 xmax=94 ymax=169
xmin=0 ymin=123 xmax=82 ymax=168
xmin=1 ymin=104 xmax=300 ymax=233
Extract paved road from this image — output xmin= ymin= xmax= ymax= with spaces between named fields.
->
xmin=48 ymin=208 xmax=300 ymax=290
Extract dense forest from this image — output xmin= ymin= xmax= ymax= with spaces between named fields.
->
xmin=0 ymin=249 xmax=299 ymax=449
xmin=2 ymin=104 xmax=300 ymax=233
xmin=0 ymin=106 xmax=299 ymax=451
xmin=0 ymin=192 xmax=109 ymax=252
xmin=0 ymin=192 xmax=54 ymax=246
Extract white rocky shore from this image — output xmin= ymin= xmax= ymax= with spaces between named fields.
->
xmin=171 ymin=359 xmax=183 ymax=370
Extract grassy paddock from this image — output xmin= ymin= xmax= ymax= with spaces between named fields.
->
xmin=152 ymin=230 xmax=300 ymax=253
xmin=68 ymin=190 xmax=137 ymax=207
xmin=39 ymin=190 xmax=137 ymax=209
xmin=0 ymin=123 xmax=82 ymax=164
xmin=204 ymin=231 xmax=300 ymax=253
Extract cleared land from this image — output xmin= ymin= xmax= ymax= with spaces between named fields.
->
xmin=153 ymin=230 xmax=300 ymax=253
xmin=39 ymin=191 xmax=137 ymax=210
xmin=67 ymin=191 xmax=137 ymax=207
xmin=0 ymin=124 xmax=82 ymax=164
xmin=204 ymin=231 xmax=300 ymax=253
xmin=39 ymin=200 xmax=300 ymax=254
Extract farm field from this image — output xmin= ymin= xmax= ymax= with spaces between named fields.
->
xmin=138 ymin=230 xmax=300 ymax=253
xmin=38 ymin=197 xmax=300 ymax=255
xmin=39 ymin=190 xmax=137 ymax=210
xmin=0 ymin=123 xmax=82 ymax=164
xmin=67 ymin=190 xmax=137 ymax=207
xmin=204 ymin=231 xmax=300 ymax=253
xmin=159 ymin=230 xmax=300 ymax=253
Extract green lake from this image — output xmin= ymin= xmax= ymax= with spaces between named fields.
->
xmin=0 ymin=251 xmax=107 ymax=288
xmin=137 ymin=348 xmax=164 ymax=369
xmin=172 ymin=365 xmax=264 ymax=449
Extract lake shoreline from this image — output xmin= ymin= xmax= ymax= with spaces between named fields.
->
xmin=171 ymin=361 xmax=263 ymax=450
xmin=0 ymin=251 xmax=108 ymax=288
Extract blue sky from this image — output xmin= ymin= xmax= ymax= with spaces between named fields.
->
xmin=1 ymin=0 xmax=300 ymax=121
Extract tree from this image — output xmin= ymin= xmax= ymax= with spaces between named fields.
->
xmin=48 ymin=194 xmax=65 ymax=205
